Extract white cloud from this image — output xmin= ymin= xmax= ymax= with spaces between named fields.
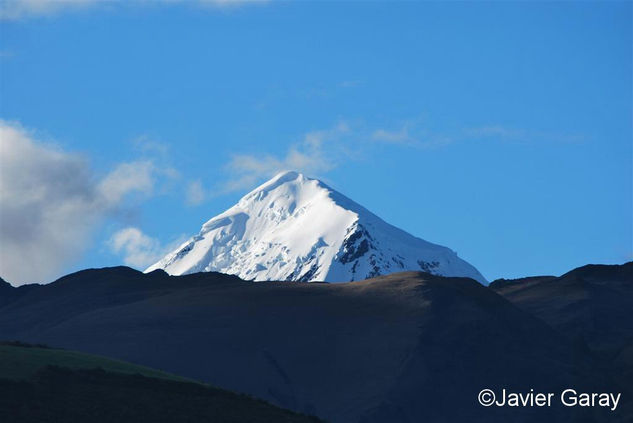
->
xmin=219 ymin=119 xmax=585 ymax=196
xmin=371 ymin=121 xmax=584 ymax=149
xmin=0 ymin=120 xmax=166 ymax=285
xmin=132 ymin=134 xmax=170 ymax=157
xmin=222 ymin=122 xmax=349 ymax=192
xmin=372 ymin=127 xmax=413 ymax=145
xmin=338 ymin=80 xmax=363 ymax=88
xmin=98 ymin=161 xmax=156 ymax=206
xmin=464 ymin=126 xmax=527 ymax=139
xmin=464 ymin=125 xmax=585 ymax=144
xmin=108 ymin=227 xmax=162 ymax=269
xmin=371 ymin=122 xmax=454 ymax=149
xmin=197 ymin=0 xmax=269 ymax=8
xmin=186 ymin=179 xmax=206 ymax=206
xmin=0 ymin=0 xmax=98 ymax=20
xmin=0 ymin=0 xmax=268 ymax=20
xmin=108 ymin=226 xmax=187 ymax=269
xmin=0 ymin=50 xmax=15 ymax=60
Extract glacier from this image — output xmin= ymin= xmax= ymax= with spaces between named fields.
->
xmin=146 ymin=171 xmax=487 ymax=284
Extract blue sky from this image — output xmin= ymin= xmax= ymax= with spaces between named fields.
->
xmin=0 ymin=0 xmax=631 ymax=285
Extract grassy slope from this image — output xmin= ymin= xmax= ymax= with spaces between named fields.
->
xmin=0 ymin=343 xmax=321 ymax=423
xmin=0 ymin=343 xmax=192 ymax=382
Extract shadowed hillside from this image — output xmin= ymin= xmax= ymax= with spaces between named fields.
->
xmin=0 ymin=266 xmax=631 ymax=422
xmin=492 ymin=262 xmax=633 ymax=403
xmin=0 ymin=343 xmax=321 ymax=423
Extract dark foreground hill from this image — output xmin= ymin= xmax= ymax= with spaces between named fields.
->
xmin=0 ymin=342 xmax=321 ymax=423
xmin=1 ymin=266 xmax=631 ymax=422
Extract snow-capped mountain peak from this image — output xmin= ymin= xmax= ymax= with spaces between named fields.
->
xmin=146 ymin=171 xmax=487 ymax=284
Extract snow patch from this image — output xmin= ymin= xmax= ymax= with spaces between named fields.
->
xmin=146 ymin=171 xmax=487 ymax=284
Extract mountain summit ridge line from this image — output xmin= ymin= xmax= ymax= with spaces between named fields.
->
xmin=146 ymin=171 xmax=487 ymax=284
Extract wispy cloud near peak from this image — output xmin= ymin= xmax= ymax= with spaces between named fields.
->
xmin=0 ymin=0 xmax=268 ymax=20
xmin=222 ymin=121 xmax=350 ymax=193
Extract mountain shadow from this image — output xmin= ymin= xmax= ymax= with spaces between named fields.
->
xmin=491 ymin=262 xmax=633 ymax=409
xmin=0 ymin=265 xmax=631 ymax=422
xmin=0 ymin=342 xmax=322 ymax=423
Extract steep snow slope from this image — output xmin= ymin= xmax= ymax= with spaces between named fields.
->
xmin=146 ymin=171 xmax=487 ymax=284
